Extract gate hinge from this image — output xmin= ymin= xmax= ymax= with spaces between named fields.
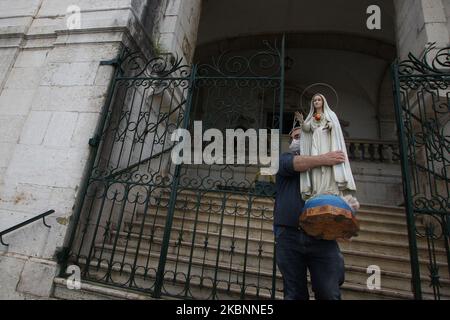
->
xmin=88 ymin=134 xmax=100 ymax=147
xmin=100 ymin=57 xmax=120 ymax=67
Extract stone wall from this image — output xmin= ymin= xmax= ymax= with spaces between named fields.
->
xmin=394 ymin=0 xmax=450 ymax=59
xmin=0 ymin=0 xmax=202 ymax=299
xmin=157 ymin=0 xmax=202 ymax=63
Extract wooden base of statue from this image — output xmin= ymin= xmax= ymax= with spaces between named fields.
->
xmin=299 ymin=205 xmax=360 ymax=240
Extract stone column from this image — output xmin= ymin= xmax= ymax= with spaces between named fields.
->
xmin=157 ymin=0 xmax=202 ymax=63
xmin=394 ymin=0 xmax=449 ymax=59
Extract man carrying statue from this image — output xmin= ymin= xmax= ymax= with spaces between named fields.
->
xmin=273 ymin=93 xmax=360 ymax=300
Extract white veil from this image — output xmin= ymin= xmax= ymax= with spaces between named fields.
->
xmin=299 ymin=93 xmax=356 ymax=199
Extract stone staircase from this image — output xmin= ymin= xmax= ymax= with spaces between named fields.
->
xmin=53 ymin=189 xmax=450 ymax=300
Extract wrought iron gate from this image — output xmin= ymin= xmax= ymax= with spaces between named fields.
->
xmin=392 ymin=43 xmax=450 ymax=300
xmin=62 ymin=37 xmax=285 ymax=299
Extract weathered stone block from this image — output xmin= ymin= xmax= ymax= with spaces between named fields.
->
xmin=0 ymin=0 xmax=41 ymax=18
xmin=0 ymin=48 xmax=17 ymax=86
xmin=71 ymin=112 xmax=100 ymax=147
xmin=0 ymin=254 xmax=27 ymax=300
xmin=33 ymin=85 xmax=108 ymax=112
xmin=0 ymin=89 xmax=36 ymax=116
xmin=160 ymin=15 xmax=178 ymax=34
xmin=17 ymin=258 xmax=58 ymax=298
xmin=94 ymin=65 xmax=114 ymax=86
xmin=3 ymin=144 xmax=89 ymax=189
xmin=41 ymin=62 xmax=99 ymax=86
xmin=0 ymin=166 xmax=6 ymax=185
xmin=0 ymin=142 xmax=15 ymax=167
xmin=14 ymin=50 xmax=49 ymax=68
xmin=4 ymin=67 xmax=43 ymax=90
xmin=165 ymin=0 xmax=183 ymax=16
xmin=0 ymin=115 xmax=26 ymax=143
xmin=46 ymin=43 xmax=120 ymax=63
xmin=422 ymin=0 xmax=447 ymax=22
xmin=0 ymin=16 xmax=32 ymax=35
xmin=0 ymin=183 xmax=76 ymax=216
xmin=19 ymin=111 xmax=52 ymax=145
xmin=37 ymin=0 xmax=132 ymax=17
xmin=26 ymin=16 xmax=64 ymax=36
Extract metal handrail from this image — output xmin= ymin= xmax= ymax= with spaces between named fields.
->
xmin=0 ymin=210 xmax=55 ymax=246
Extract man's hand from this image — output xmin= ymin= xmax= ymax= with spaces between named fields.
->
xmin=292 ymin=151 xmax=346 ymax=172
xmin=320 ymin=151 xmax=346 ymax=166
xmin=294 ymin=111 xmax=304 ymax=124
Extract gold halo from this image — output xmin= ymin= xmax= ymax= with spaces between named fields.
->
xmin=300 ymin=83 xmax=340 ymax=113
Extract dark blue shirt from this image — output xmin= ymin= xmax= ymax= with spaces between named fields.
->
xmin=273 ymin=152 xmax=305 ymax=229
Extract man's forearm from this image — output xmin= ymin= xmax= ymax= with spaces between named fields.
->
xmin=292 ymin=155 xmax=328 ymax=172
xmin=291 ymin=151 xmax=346 ymax=172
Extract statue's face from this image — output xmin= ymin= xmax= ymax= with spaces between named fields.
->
xmin=313 ymin=95 xmax=323 ymax=110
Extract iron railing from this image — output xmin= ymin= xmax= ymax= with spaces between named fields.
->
xmin=0 ymin=210 xmax=55 ymax=246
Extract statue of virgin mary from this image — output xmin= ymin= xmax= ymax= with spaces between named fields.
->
xmin=300 ymin=93 xmax=356 ymax=199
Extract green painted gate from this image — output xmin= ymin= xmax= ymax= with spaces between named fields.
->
xmin=392 ymin=43 xmax=450 ymax=299
xmin=59 ymin=36 xmax=286 ymax=299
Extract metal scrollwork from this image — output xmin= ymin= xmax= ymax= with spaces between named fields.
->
xmin=118 ymin=47 xmax=192 ymax=78
xmin=66 ymin=38 xmax=284 ymax=300
xmin=393 ymin=44 xmax=450 ymax=300
xmin=197 ymin=40 xmax=282 ymax=78
xmin=398 ymin=43 xmax=450 ymax=76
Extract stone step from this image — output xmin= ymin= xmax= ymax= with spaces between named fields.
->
xmin=132 ymin=212 xmax=276 ymax=241
xmin=94 ymin=229 xmax=450 ymax=282
xmin=73 ymin=253 xmax=449 ymax=300
xmin=162 ymin=189 xmax=275 ymax=205
xmin=153 ymin=193 xmax=407 ymax=224
xmin=339 ymin=238 xmax=448 ymax=267
xmin=79 ymin=257 xmax=393 ymax=300
xmin=125 ymin=214 xmax=448 ymax=262
xmin=108 ymin=229 xmax=450 ymax=296
xmin=137 ymin=205 xmax=436 ymax=243
xmin=343 ymin=265 xmax=450 ymax=297
xmin=341 ymin=248 xmax=449 ymax=278
xmin=137 ymin=205 xmax=435 ymax=246
xmin=165 ymin=189 xmax=407 ymax=214
xmin=154 ymin=194 xmax=275 ymax=217
xmin=167 ymin=189 xmax=407 ymax=215
xmin=70 ymin=188 xmax=449 ymax=300
xmin=357 ymin=217 xmax=408 ymax=233
xmin=52 ymin=277 xmax=155 ymax=300
xmin=119 ymin=226 xmax=450 ymax=277
xmin=137 ymin=206 xmax=409 ymax=233
xmin=359 ymin=203 xmax=406 ymax=214
xmin=80 ymin=253 xmax=279 ymax=299
xmin=94 ymin=239 xmax=275 ymax=272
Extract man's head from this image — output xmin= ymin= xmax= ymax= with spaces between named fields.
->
xmin=288 ymin=127 xmax=302 ymax=153
xmin=290 ymin=127 xmax=301 ymax=142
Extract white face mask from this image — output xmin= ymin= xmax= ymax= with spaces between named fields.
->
xmin=289 ymin=138 xmax=301 ymax=153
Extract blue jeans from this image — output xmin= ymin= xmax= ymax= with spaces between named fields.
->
xmin=274 ymin=226 xmax=345 ymax=300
